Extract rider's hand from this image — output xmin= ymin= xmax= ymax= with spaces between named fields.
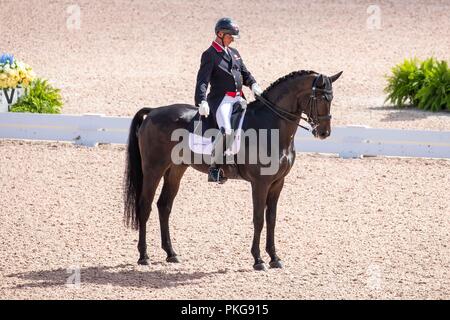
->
xmin=198 ymin=100 xmax=210 ymax=117
xmin=240 ymin=99 xmax=247 ymax=110
xmin=251 ymin=83 xmax=263 ymax=96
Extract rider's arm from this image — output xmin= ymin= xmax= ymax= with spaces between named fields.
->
xmin=240 ymin=58 xmax=256 ymax=88
xmin=195 ymin=50 xmax=214 ymax=106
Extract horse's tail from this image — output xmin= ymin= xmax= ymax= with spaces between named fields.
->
xmin=123 ymin=107 xmax=153 ymax=230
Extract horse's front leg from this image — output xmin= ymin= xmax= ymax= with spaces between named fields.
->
xmin=251 ymin=182 xmax=270 ymax=271
xmin=266 ymin=178 xmax=285 ymax=269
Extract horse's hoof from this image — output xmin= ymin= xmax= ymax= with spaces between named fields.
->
xmin=137 ymin=258 xmax=150 ymax=265
xmin=166 ymin=255 xmax=180 ymax=263
xmin=253 ymin=262 xmax=268 ymax=271
xmin=269 ymin=260 xmax=284 ymax=269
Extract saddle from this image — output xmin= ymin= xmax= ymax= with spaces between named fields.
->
xmin=187 ymin=102 xmax=246 ymax=155
xmin=188 ymin=101 xmax=244 ymax=136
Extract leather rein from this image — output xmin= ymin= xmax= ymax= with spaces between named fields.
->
xmin=256 ymin=74 xmax=333 ymax=132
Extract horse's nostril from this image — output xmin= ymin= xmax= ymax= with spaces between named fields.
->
xmin=318 ymin=131 xmax=329 ymax=139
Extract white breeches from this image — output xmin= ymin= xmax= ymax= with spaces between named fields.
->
xmin=215 ymin=95 xmax=246 ymax=135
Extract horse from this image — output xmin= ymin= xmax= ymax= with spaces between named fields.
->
xmin=123 ymin=70 xmax=343 ymax=271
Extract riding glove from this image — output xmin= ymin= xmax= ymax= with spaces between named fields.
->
xmin=251 ymin=83 xmax=263 ymax=96
xmin=240 ymin=99 xmax=247 ymax=110
xmin=199 ymin=100 xmax=210 ymax=117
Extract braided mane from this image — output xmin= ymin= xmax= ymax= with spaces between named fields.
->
xmin=261 ymin=70 xmax=316 ymax=96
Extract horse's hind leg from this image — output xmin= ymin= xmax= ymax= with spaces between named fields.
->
xmin=157 ymin=165 xmax=188 ymax=263
xmin=137 ymin=170 xmax=165 ymax=265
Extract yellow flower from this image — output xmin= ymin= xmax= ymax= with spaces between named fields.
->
xmin=18 ymin=69 xmax=26 ymax=78
xmin=0 ymin=58 xmax=36 ymax=88
xmin=11 ymin=69 xmax=19 ymax=80
xmin=22 ymin=78 xmax=30 ymax=87
xmin=10 ymin=76 xmax=19 ymax=88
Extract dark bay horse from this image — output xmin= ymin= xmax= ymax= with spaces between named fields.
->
xmin=124 ymin=70 xmax=343 ymax=271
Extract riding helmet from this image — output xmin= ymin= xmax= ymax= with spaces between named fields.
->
xmin=215 ymin=17 xmax=240 ymax=38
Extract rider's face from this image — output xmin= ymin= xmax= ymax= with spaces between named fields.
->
xmin=224 ymin=34 xmax=234 ymax=46
xmin=218 ymin=32 xmax=234 ymax=46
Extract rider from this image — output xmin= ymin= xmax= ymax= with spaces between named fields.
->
xmin=195 ymin=17 xmax=263 ymax=183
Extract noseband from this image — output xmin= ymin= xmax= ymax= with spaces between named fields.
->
xmin=256 ymin=74 xmax=333 ymax=131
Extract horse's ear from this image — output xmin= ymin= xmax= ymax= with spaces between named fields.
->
xmin=330 ymin=71 xmax=343 ymax=83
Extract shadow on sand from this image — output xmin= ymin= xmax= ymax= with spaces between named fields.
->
xmin=6 ymin=263 xmax=224 ymax=290
xmin=369 ymin=104 xmax=450 ymax=123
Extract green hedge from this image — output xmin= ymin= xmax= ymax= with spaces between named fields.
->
xmin=384 ymin=58 xmax=450 ymax=112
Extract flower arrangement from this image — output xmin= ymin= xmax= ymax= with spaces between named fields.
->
xmin=0 ymin=53 xmax=63 ymax=113
xmin=0 ymin=53 xmax=36 ymax=89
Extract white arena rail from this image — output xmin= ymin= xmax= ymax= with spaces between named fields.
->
xmin=0 ymin=113 xmax=130 ymax=147
xmin=1 ymin=112 xmax=449 ymax=159
xmin=295 ymin=125 xmax=450 ymax=159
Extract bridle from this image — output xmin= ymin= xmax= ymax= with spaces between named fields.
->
xmin=256 ymin=74 xmax=333 ymax=131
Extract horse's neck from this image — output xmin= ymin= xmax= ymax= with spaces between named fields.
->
xmin=246 ymin=101 xmax=299 ymax=150
xmin=246 ymin=73 xmax=312 ymax=151
xmin=263 ymin=77 xmax=308 ymax=149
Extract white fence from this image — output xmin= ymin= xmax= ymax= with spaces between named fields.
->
xmin=0 ymin=113 xmax=130 ymax=147
xmin=295 ymin=125 xmax=450 ymax=158
xmin=1 ymin=112 xmax=450 ymax=159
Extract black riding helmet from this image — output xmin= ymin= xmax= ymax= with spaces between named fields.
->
xmin=215 ymin=17 xmax=240 ymax=39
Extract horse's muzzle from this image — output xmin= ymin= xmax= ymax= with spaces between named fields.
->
xmin=313 ymin=128 xmax=330 ymax=140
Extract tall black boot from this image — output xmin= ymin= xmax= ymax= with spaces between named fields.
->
xmin=208 ymin=131 xmax=228 ymax=184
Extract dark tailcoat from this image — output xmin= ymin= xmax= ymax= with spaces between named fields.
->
xmin=195 ymin=41 xmax=256 ymax=113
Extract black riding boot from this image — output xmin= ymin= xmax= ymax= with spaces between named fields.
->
xmin=208 ymin=165 xmax=226 ymax=183
xmin=208 ymin=131 xmax=233 ymax=184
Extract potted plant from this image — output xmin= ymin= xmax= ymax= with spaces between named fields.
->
xmin=0 ymin=53 xmax=35 ymax=112
xmin=10 ymin=78 xmax=63 ymax=114
xmin=384 ymin=57 xmax=450 ymax=111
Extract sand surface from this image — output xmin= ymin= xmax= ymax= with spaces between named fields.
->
xmin=0 ymin=140 xmax=449 ymax=299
